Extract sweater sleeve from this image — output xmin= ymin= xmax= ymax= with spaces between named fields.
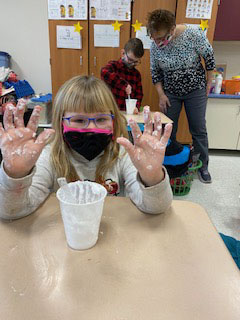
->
xmin=119 ymin=152 xmax=173 ymax=214
xmin=150 ymin=44 xmax=165 ymax=84
xmin=101 ymin=61 xmax=128 ymax=91
xmin=0 ymin=145 xmax=55 ymax=219
xmin=194 ymin=28 xmax=216 ymax=70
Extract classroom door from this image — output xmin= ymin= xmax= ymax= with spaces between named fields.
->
xmin=48 ymin=20 xmax=88 ymax=98
xmin=88 ymin=20 xmax=131 ymax=78
xmin=131 ymin=0 xmax=177 ymax=111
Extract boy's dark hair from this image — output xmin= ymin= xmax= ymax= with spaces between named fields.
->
xmin=147 ymin=9 xmax=176 ymax=36
xmin=124 ymin=38 xmax=144 ymax=58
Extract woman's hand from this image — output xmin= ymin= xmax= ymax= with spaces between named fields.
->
xmin=159 ymin=94 xmax=171 ymax=113
xmin=0 ymin=103 xmax=55 ymax=179
xmin=206 ymin=82 xmax=212 ymax=96
xmin=117 ymin=106 xmax=172 ymax=186
xmin=133 ymin=107 xmax=139 ymax=114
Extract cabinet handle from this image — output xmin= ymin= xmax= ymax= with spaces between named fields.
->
xmin=80 ymin=56 xmax=83 ymax=66
xmin=94 ymin=57 xmax=97 ymax=67
xmin=237 ymin=106 xmax=240 ymax=116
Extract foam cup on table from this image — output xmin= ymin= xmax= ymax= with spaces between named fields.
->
xmin=56 ymin=181 xmax=107 ymax=250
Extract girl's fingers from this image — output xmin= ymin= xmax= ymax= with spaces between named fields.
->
xmin=27 ymin=106 xmax=42 ymax=132
xmin=153 ymin=112 xmax=162 ymax=140
xmin=159 ymin=123 xmax=172 ymax=147
xmin=3 ymin=105 xmax=15 ymax=130
xmin=143 ymin=106 xmax=153 ymax=135
xmin=0 ymin=122 xmax=4 ymax=134
xmin=116 ymin=137 xmax=135 ymax=156
xmin=14 ymin=102 xmax=25 ymax=128
xmin=128 ymin=119 xmax=142 ymax=145
xmin=35 ymin=129 xmax=55 ymax=145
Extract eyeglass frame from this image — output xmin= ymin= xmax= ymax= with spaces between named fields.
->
xmin=125 ymin=52 xmax=141 ymax=65
xmin=62 ymin=113 xmax=114 ymax=129
xmin=149 ymin=31 xmax=170 ymax=44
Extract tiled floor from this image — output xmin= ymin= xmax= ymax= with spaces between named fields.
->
xmin=173 ymin=150 xmax=240 ymax=240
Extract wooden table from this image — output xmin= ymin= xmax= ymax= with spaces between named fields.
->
xmin=1 ymin=195 xmax=240 ymax=320
xmin=123 ymin=112 xmax=173 ymax=132
xmin=123 ymin=111 xmax=173 ymax=125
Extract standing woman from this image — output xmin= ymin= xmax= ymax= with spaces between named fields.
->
xmin=147 ymin=9 xmax=216 ymax=183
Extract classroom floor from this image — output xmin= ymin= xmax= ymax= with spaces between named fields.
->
xmin=174 ymin=150 xmax=240 ymax=240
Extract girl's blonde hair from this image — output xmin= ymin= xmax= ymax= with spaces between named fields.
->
xmin=50 ymin=75 xmax=128 ymax=183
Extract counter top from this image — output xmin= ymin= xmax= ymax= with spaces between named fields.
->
xmin=208 ymin=93 xmax=240 ymax=99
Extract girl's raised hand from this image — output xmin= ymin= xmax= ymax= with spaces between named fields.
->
xmin=117 ymin=106 xmax=172 ymax=186
xmin=0 ymin=102 xmax=55 ymax=179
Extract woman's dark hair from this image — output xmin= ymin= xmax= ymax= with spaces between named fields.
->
xmin=147 ymin=9 xmax=176 ymax=36
xmin=124 ymin=38 xmax=144 ymax=58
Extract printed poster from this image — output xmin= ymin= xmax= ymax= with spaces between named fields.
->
xmin=90 ymin=0 xmax=131 ymax=21
xmin=57 ymin=25 xmax=82 ymax=49
xmin=48 ymin=0 xmax=87 ymax=20
xmin=136 ymin=27 xmax=153 ymax=50
xmin=94 ymin=24 xmax=120 ymax=47
xmin=186 ymin=0 xmax=213 ymax=19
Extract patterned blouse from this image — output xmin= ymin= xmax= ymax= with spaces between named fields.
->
xmin=150 ymin=26 xmax=216 ymax=96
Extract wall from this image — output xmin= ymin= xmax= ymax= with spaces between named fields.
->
xmin=212 ymin=41 xmax=240 ymax=79
xmin=0 ymin=0 xmax=52 ymax=93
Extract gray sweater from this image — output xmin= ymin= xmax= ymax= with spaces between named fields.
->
xmin=0 ymin=145 xmax=173 ymax=219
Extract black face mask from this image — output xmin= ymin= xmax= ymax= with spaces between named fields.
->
xmin=122 ymin=57 xmax=134 ymax=69
xmin=63 ymin=131 xmax=112 ymax=161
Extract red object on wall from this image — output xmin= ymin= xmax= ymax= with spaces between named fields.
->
xmin=214 ymin=0 xmax=240 ymax=41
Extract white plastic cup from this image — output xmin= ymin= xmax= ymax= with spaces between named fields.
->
xmin=56 ymin=181 xmax=107 ymax=250
xmin=125 ymin=99 xmax=137 ymax=114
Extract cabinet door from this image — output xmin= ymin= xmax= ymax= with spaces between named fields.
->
xmin=131 ymin=0 xmax=177 ymax=111
xmin=237 ymin=133 xmax=240 ymax=150
xmin=48 ymin=20 xmax=88 ymax=98
xmin=206 ymin=99 xmax=240 ymax=150
xmin=214 ymin=0 xmax=240 ymax=41
xmin=89 ymin=21 xmax=131 ymax=78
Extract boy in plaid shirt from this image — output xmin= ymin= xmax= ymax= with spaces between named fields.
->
xmin=101 ymin=38 xmax=144 ymax=113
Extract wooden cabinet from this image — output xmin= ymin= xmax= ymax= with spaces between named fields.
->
xmin=89 ymin=20 xmax=130 ymax=78
xmin=214 ymin=0 xmax=240 ymax=41
xmin=48 ymin=19 xmax=130 ymax=98
xmin=206 ymin=98 xmax=240 ymax=150
xmin=131 ymin=0 xmax=177 ymax=111
xmin=48 ymin=20 xmax=88 ymax=98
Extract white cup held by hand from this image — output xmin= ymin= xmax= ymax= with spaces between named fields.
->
xmin=56 ymin=181 xmax=107 ymax=250
xmin=125 ymin=99 xmax=137 ymax=115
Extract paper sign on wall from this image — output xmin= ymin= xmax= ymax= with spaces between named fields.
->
xmin=94 ymin=25 xmax=119 ymax=47
xmin=48 ymin=0 xmax=87 ymax=20
xmin=90 ymin=0 xmax=131 ymax=21
xmin=57 ymin=25 xmax=82 ymax=49
xmin=186 ymin=0 xmax=213 ymax=19
xmin=136 ymin=27 xmax=153 ymax=50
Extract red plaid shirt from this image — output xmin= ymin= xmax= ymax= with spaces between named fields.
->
xmin=101 ymin=59 xmax=143 ymax=111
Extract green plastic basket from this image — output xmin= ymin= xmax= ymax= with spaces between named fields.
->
xmin=170 ymin=160 xmax=202 ymax=196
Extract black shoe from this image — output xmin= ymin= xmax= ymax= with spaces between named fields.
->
xmin=198 ymin=168 xmax=212 ymax=184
